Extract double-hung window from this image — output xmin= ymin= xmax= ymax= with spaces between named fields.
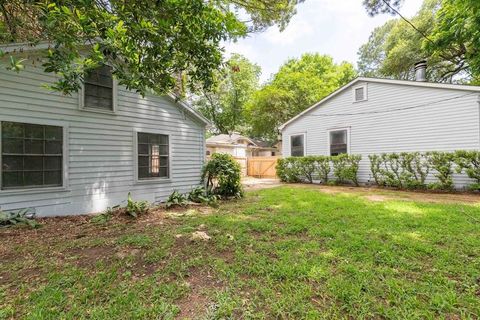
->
xmin=137 ymin=133 xmax=169 ymax=179
xmin=329 ymin=129 xmax=348 ymax=156
xmin=290 ymin=134 xmax=305 ymax=157
xmin=1 ymin=121 xmax=63 ymax=189
xmin=83 ymin=65 xmax=115 ymax=111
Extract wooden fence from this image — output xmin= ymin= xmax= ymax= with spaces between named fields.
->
xmin=247 ymin=157 xmax=279 ymax=178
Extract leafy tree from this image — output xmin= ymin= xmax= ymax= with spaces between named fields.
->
xmin=192 ymin=53 xmax=261 ymax=134
xmin=361 ymin=0 xmax=477 ymax=82
xmin=246 ymin=54 xmax=355 ymax=141
xmin=0 ymin=0 xmax=302 ymax=95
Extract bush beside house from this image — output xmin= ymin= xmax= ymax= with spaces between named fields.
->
xmin=277 ymin=151 xmax=480 ymax=191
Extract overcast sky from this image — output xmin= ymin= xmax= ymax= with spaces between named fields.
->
xmin=224 ymin=0 xmax=424 ymax=83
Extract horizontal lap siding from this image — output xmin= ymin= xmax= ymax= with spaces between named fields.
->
xmin=0 ymin=63 xmax=205 ymax=216
xmin=282 ymin=81 xmax=480 ymax=188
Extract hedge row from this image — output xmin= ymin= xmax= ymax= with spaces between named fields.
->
xmin=276 ymin=154 xmax=361 ymax=186
xmin=277 ymin=151 xmax=480 ymax=191
xmin=369 ymin=151 xmax=480 ymax=191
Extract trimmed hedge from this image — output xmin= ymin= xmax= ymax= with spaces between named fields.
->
xmin=369 ymin=150 xmax=480 ymax=191
xmin=276 ymin=155 xmax=360 ymax=186
xmin=278 ymin=150 xmax=480 ymax=191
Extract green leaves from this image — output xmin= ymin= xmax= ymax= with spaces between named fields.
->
xmin=6 ymin=56 xmax=25 ymax=73
xmin=202 ymin=153 xmax=243 ymax=199
xmin=0 ymin=0 xmax=301 ymax=96
xmin=0 ymin=208 xmax=40 ymax=228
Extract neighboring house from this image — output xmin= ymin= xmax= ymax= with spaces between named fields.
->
xmin=206 ymin=133 xmax=278 ymax=158
xmin=0 ymin=43 xmax=209 ymax=217
xmin=280 ymin=63 xmax=480 ymax=189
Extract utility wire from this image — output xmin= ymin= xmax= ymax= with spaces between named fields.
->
xmin=305 ymin=92 xmax=477 ymax=117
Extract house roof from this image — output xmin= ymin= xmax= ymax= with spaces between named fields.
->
xmin=0 ymin=41 xmax=210 ymax=127
xmin=206 ymin=134 xmax=275 ymax=149
xmin=279 ymin=77 xmax=480 ymax=130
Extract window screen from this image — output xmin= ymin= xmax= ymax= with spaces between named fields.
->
xmin=138 ymin=133 xmax=169 ymax=179
xmin=355 ymin=87 xmax=364 ymax=101
xmin=1 ymin=121 xmax=63 ymax=189
xmin=290 ymin=134 xmax=304 ymax=157
xmin=329 ymin=130 xmax=348 ymax=156
xmin=84 ymin=65 xmax=114 ymax=110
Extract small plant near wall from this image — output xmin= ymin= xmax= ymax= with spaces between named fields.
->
xmin=331 ymin=154 xmax=361 ymax=186
xmin=188 ymin=186 xmax=219 ymax=207
xmin=427 ymin=151 xmax=455 ymax=190
xmin=454 ymin=150 xmax=480 ymax=191
xmin=165 ymin=190 xmax=188 ymax=209
xmin=314 ymin=156 xmax=331 ymax=184
xmin=276 ymin=158 xmax=302 ymax=183
xmin=125 ymin=192 xmax=150 ymax=218
xmin=0 ymin=208 xmax=40 ymax=228
xmin=202 ymin=153 xmax=243 ymax=199
xmin=400 ymin=152 xmax=430 ymax=189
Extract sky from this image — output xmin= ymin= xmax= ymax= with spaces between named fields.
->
xmin=224 ymin=0 xmax=424 ymax=83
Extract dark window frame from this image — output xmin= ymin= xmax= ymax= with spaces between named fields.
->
xmin=329 ymin=129 xmax=348 ymax=156
xmin=1 ymin=121 xmax=64 ymax=190
xmin=82 ymin=65 xmax=116 ymax=112
xmin=290 ymin=134 xmax=305 ymax=157
xmin=137 ymin=132 xmax=170 ymax=180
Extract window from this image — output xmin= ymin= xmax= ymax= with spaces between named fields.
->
xmin=329 ymin=129 xmax=348 ymax=156
xmin=290 ymin=134 xmax=304 ymax=157
xmin=83 ymin=65 xmax=114 ymax=110
xmin=271 ymin=151 xmax=276 ymax=156
xmin=353 ymin=84 xmax=367 ymax=102
xmin=137 ymin=132 xmax=169 ymax=179
xmin=1 ymin=121 xmax=63 ymax=189
xmin=206 ymin=150 xmax=211 ymax=156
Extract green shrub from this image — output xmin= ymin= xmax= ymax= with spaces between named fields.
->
xmin=0 ymin=208 xmax=39 ymax=228
xmin=369 ymin=154 xmax=385 ymax=186
xmin=427 ymin=151 xmax=455 ymax=190
xmin=454 ymin=150 xmax=480 ymax=191
xmin=331 ymin=154 xmax=361 ymax=186
xmin=165 ymin=190 xmax=188 ymax=208
xmin=126 ymin=192 xmax=149 ymax=217
xmin=276 ymin=157 xmax=302 ymax=183
xmin=314 ymin=156 xmax=331 ymax=184
xmin=202 ymin=153 xmax=243 ymax=198
xmin=188 ymin=186 xmax=219 ymax=207
xmin=297 ymin=157 xmax=317 ymax=183
xmin=400 ymin=152 xmax=429 ymax=189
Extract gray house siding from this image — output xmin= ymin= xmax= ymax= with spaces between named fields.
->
xmin=281 ymin=80 xmax=480 ymax=188
xmin=0 ymin=62 xmax=206 ymax=216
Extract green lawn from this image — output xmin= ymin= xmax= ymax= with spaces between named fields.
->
xmin=1 ymin=186 xmax=480 ymax=319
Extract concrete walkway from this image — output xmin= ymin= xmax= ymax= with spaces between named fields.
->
xmin=242 ymin=177 xmax=282 ymax=190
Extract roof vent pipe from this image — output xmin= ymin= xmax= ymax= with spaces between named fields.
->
xmin=414 ymin=60 xmax=427 ymax=82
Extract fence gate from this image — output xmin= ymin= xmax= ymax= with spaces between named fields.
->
xmin=247 ymin=157 xmax=279 ymax=178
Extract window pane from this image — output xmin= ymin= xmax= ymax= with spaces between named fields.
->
xmin=137 ymin=133 xmax=169 ymax=179
xmin=2 ymin=122 xmax=23 ymax=138
xmin=84 ymin=65 xmax=113 ymax=110
xmin=3 ymin=171 xmax=22 ymax=187
xmin=44 ymin=156 xmax=62 ymax=170
xmin=24 ymin=171 xmax=43 ymax=186
xmin=138 ymin=156 xmax=149 ymax=167
xmin=138 ymin=167 xmax=149 ymax=179
xmin=160 ymin=156 xmax=168 ymax=167
xmin=2 ymin=156 xmax=23 ymax=171
xmin=44 ymin=170 xmax=62 ymax=186
xmin=86 ymin=65 xmax=113 ymax=87
xmin=24 ymin=124 xmax=44 ymax=139
xmin=291 ymin=135 xmax=303 ymax=147
xmin=45 ymin=126 xmax=62 ymax=140
xmin=1 ymin=121 xmax=63 ymax=189
xmin=355 ymin=87 xmax=364 ymax=101
xmin=25 ymin=139 xmax=44 ymax=154
xmin=159 ymin=167 xmax=168 ymax=178
xmin=138 ymin=144 xmax=149 ymax=155
xmin=291 ymin=135 xmax=304 ymax=157
xmin=330 ymin=131 xmax=347 ymax=144
xmin=45 ymin=141 xmax=62 ymax=154
xmin=24 ymin=156 xmax=43 ymax=170
xmin=2 ymin=138 xmax=23 ymax=154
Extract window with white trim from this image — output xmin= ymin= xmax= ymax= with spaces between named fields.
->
xmin=290 ymin=134 xmax=304 ymax=157
xmin=329 ymin=129 xmax=348 ymax=156
xmin=137 ymin=133 xmax=169 ymax=179
xmin=353 ymin=84 xmax=367 ymax=102
xmin=84 ymin=65 xmax=114 ymax=111
xmin=1 ymin=121 xmax=63 ymax=189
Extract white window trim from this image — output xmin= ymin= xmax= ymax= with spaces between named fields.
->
xmin=289 ymin=132 xmax=306 ymax=157
xmin=0 ymin=117 xmax=69 ymax=194
xmin=327 ymin=127 xmax=351 ymax=155
xmin=133 ymin=129 xmax=172 ymax=185
xmin=352 ymin=83 xmax=368 ymax=103
xmin=79 ymin=77 xmax=118 ymax=114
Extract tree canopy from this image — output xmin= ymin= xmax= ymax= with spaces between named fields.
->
xmin=0 ymin=0 xmax=303 ymax=95
xmin=360 ymin=0 xmax=478 ymax=83
xmin=192 ymin=53 xmax=261 ymax=135
xmin=246 ymin=54 xmax=356 ymax=142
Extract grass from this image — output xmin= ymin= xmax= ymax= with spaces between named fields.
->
xmin=1 ymin=185 xmax=479 ymax=319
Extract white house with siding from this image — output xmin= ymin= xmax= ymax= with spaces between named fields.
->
xmin=280 ymin=65 xmax=480 ymax=189
xmin=0 ymin=43 xmax=209 ymax=216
